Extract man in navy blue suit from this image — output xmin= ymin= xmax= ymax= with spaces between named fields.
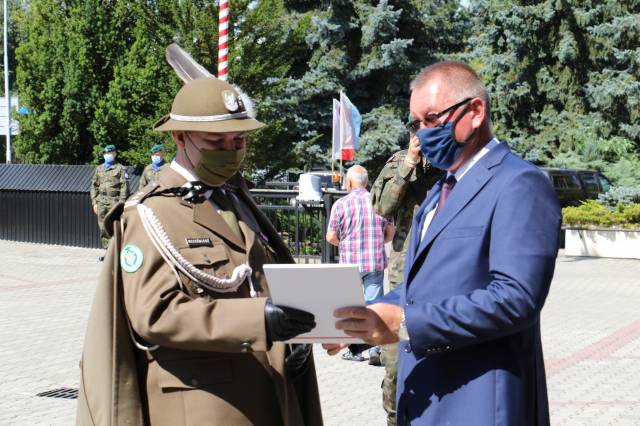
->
xmin=324 ymin=61 xmax=561 ymax=425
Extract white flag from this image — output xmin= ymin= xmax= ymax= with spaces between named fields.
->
xmin=339 ymin=91 xmax=362 ymax=161
xmin=332 ymin=99 xmax=341 ymax=161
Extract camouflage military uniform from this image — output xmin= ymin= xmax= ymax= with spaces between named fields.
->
xmin=370 ymin=149 xmax=442 ymax=426
xmin=139 ymin=162 xmax=168 ymax=188
xmin=90 ymin=163 xmax=129 ymax=248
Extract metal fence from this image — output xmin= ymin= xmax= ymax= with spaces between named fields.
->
xmin=0 ymin=164 xmax=346 ymax=258
xmin=250 ymin=189 xmax=345 ymax=263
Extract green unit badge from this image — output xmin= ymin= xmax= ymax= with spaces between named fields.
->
xmin=121 ymin=244 xmax=144 ymax=273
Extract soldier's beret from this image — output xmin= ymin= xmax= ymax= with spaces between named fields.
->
xmin=104 ymin=144 xmax=116 ymax=153
xmin=150 ymin=144 xmax=164 ymax=154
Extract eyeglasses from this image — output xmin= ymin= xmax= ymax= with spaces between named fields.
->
xmin=405 ymin=97 xmax=473 ymax=133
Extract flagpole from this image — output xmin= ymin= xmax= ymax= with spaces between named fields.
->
xmin=3 ymin=0 xmax=11 ymax=163
xmin=217 ymin=0 xmax=229 ymax=81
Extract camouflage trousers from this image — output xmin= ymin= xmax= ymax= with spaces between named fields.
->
xmin=381 ymin=279 xmax=402 ymax=426
xmin=96 ymin=204 xmax=114 ymax=249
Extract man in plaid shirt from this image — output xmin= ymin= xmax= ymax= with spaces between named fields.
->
xmin=326 ymin=165 xmax=394 ymax=364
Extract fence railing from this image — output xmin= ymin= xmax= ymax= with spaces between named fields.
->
xmin=250 ymin=189 xmax=346 ymax=263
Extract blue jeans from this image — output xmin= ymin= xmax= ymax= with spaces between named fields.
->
xmin=360 ymin=271 xmax=384 ymax=303
xmin=360 ymin=271 xmax=384 ymax=359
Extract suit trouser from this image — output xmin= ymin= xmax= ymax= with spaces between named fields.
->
xmin=381 ymin=279 xmax=401 ymax=426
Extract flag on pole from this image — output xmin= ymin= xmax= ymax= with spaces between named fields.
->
xmin=338 ymin=91 xmax=362 ymax=161
xmin=332 ymin=99 xmax=341 ymax=161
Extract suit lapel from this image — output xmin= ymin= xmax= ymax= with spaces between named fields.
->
xmin=408 ymin=143 xmax=511 ymax=280
xmin=407 ymin=180 xmax=442 ymax=266
xmin=238 ymin=220 xmax=256 ymax=257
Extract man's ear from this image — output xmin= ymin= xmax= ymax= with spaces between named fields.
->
xmin=470 ymin=98 xmax=485 ymax=129
xmin=172 ymin=131 xmax=186 ymax=148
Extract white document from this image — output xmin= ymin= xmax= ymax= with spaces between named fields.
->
xmin=263 ymin=263 xmax=365 ymax=343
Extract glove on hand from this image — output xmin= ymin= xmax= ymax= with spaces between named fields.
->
xmin=285 ymin=344 xmax=313 ymax=376
xmin=264 ymin=299 xmax=316 ymax=343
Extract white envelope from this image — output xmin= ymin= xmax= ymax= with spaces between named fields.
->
xmin=263 ymin=263 xmax=365 ymax=343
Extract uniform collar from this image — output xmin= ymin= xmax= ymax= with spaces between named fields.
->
xmin=170 ymin=160 xmax=213 ymax=199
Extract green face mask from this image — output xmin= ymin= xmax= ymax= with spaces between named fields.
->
xmin=195 ymin=148 xmax=246 ymax=186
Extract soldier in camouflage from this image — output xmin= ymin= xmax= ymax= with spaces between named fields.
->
xmin=90 ymin=144 xmax=129 ymax=252
xmin=139 ymin=143 xmax=168 ymax=188
xmin=370 ymin=133 xmax=442 ymax=426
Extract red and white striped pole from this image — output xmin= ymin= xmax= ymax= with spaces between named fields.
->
xmin=217 ymin=0 xmax=229 ymax=81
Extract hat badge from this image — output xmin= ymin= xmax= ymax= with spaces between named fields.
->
xmin=222 ymin=90 xmax=240 ymax=112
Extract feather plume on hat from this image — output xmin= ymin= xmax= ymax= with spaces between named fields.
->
xmin=165 ymin=43 xmax=256 ymax=118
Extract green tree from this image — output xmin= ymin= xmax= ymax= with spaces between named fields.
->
xmin=468 ymin=0 xmax=640 ymax=186
xmin=88 ymin=0 xmax=290 ymax=169
xmin=15 ymin=0 xmax=130 ymax=164
xmin=90 ymin=0 xmax=182 ymax=166
xmin=268 ymin=0 xmax=470 ymax=178
xmin=231 ymin=0 xmax=313 ymax=179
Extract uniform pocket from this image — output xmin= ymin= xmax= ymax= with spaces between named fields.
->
xmin=157 ymin=357 xmax=233 ymax=391
xmin=179 ymin=245 xmax=230 ymax=268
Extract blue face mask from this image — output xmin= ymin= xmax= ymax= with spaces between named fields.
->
xmin=416 ymin=122 xmax=464 ymax=170
xmin=151 ymin=155 xmax=163 ymax=166
xmin=103 ymin=153 xmax=115 ymax=164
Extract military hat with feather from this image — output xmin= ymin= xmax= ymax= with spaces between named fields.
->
xmin=154 ymin=44 xmax=264 ymax=134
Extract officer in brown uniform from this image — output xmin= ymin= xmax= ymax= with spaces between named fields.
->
xmin=77 ymin=78 xmax=323 ymax=426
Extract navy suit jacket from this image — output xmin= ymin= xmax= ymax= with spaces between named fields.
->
xmin=389 ymin=142 xmax=561 ymax=425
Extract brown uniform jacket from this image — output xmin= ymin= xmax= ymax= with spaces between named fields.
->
xmin=77 ymin=166 xmax=322 ymax=426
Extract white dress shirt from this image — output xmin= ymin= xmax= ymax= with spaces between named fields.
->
xmin=420 ymin=138 xmax=500 ymax=240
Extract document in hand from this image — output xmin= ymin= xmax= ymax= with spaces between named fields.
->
xmin=263 ymin=264 xmax=365 ymax=343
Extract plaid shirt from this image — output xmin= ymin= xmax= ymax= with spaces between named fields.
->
xmin=328 ymin=188 xmax=388 ymax=272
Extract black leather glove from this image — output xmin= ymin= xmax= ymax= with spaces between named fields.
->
xmin=285 ymin=344 xmax=313 ymax=376
xmin=264 ymin=299 xmax=316 ymax=343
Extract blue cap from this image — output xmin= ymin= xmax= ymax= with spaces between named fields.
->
xmin=104 ymin=144 xmax=116 ymax=153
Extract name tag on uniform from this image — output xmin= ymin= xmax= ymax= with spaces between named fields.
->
xmin=186 ymin=238 xmax=213 ymax=248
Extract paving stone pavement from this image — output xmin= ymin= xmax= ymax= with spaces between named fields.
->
xmin=0 ymin=240 xmax=638 ymax=425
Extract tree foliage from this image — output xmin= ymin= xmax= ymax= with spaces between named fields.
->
xmin=468 ymin=0 xmax=640 ymax=186
xmin=10 ymin=0 xmax=640 ymax=189
xmin=269 ymin=0 xmax=470 ymax=178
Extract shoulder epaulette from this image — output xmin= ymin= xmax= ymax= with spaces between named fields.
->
xmin=124 ymin=183 xmax=160 ymax=209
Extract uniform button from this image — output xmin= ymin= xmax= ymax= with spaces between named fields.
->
xmin=404 ymin=343 xmax=412 ymax=353
xmin=190 ymin=378 xmax=199 ymax=386
xmin=445 ymin=345 xmax=452 ymax=350
xmin=241 ymin=341 xmax=252 ymax=349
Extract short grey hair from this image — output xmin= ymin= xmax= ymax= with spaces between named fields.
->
xmin=347 ymin=165 xmax=368 ymax=187
xmin=410 ymin=61 xmax=490 ymax=116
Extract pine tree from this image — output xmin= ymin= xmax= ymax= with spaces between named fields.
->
xmin=269 ymin=0 xmax=470 ymax=177
xmin=468 ymin=0 xmax=640 ymax=185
